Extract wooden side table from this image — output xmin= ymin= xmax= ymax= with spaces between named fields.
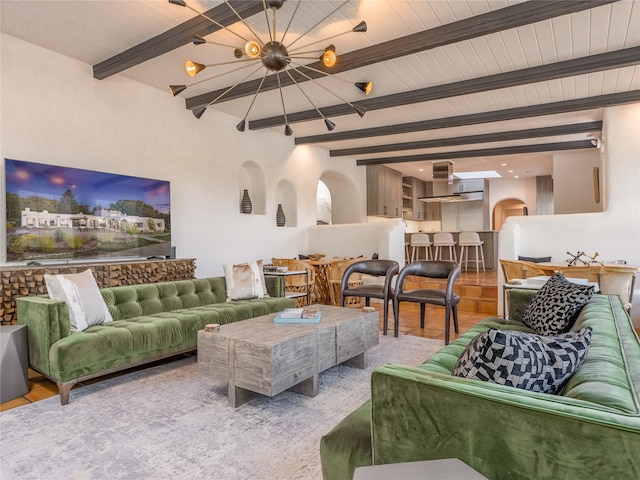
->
xmin=354 ymin=458 xmax=488 ymax=479
xmin=1 ymin=325 xmax=29 ymax=403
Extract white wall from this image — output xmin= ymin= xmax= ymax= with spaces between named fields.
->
xmin=308 ymin=219 xmax=405 ymax=267
xmin=488 ymin=177 xmax=537 ymax=221
xmin=0 ymin=34 xmax=368 ymax=277
xmin=498 ymin=103 xmax=640 ymax=324
xmin=553 ymin=150 xmax=601 ymax=214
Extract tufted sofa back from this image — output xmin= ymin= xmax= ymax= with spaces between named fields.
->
xmin=422 ymin=290 xmax=640 ymax=415
xmin=101 ymin=278 xmax=227 ymax=321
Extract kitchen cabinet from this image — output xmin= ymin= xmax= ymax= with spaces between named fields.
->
xmin=367 ymin=165 xmax=402 ymax=218
xmin=424 ymin=202 xmax=441 ymax=221
xmin=453 ymin=179 xmax=485 ymax=193
xmin=402 ymin=176 xmax=426 ymax=220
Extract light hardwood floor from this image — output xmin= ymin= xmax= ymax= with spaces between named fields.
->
xmin=0 ymin=271 xmax=498 ymax=412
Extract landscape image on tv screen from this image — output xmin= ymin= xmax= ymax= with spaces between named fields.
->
xmin=5 ymin=159 xmax=171 ymax=263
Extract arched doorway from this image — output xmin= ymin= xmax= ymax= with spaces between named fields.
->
xmin=316 ymin=180 xmax=331 ymax=225
xmin=317 ymin=171 xmax=361 ymax=224
xmin=493 ymin=198 xmax=528 ymax=230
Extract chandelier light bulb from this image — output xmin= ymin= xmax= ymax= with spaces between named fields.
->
xmin=322 ymin=45 xmax=337 ymax=68
xmin=185 ymin=60 xmax=205 ymax=77
xmin=356 ymin=82 xmax=373 ymax=95
xmin=244 ymin=41 xmax=261 ymax=58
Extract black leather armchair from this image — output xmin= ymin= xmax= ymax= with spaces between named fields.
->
xmin=394 ymin=261 xmax=461 ymax=343
xmin=340 ymin=259 xmax=399 ymax=336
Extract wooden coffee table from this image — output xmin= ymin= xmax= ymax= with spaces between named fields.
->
xmin=197 ymin=304 xmax=379 ymax=407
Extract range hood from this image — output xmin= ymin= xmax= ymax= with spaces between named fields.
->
xmin=418 ymin=161 xmax=484 ymax=203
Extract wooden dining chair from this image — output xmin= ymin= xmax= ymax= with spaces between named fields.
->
xmin=271 ymin=258 xmax=315 ymax=306
xmin=327 ymin=258 xmax=364 ymax=307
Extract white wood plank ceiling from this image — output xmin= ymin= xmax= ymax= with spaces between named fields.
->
xmin=2 ymin=0 xmax=639 ymax=181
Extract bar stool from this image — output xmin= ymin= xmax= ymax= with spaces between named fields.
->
xmin=433 ymin=232 xmax=457 ymax=262
xmin=458 ymin=231 xmax=485 ymax=273
xmin=410 ymin=233 xmax=432 ymax=262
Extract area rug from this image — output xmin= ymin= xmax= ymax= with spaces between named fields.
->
xmin=0 ymin=335 xmax=444 ymax=480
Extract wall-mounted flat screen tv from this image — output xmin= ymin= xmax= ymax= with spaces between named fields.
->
xmin=5 ymin=159 xmax=171 ymax=263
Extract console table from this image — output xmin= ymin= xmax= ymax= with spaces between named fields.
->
xmin=0 ymin=258 xmax=196 ymax=325
xmin=264 ymin=270 xmax=309 ymax=306
xmin=0 ymin=325 xmax=29 ymax=403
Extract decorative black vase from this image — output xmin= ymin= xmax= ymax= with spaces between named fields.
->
xmin=276 ymin=204 xmax=286 ymax=227
xmin=240 ymin=189 xmax=252 ymax=214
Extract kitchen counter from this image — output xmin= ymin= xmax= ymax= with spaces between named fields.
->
xmin=405 ymin=231 xmax=498 ymax=270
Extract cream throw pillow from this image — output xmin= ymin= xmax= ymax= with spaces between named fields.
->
xmin=224 ymin=260 xmax=269 ymax=301
xmin=44 ymin=269 xmax=113 ymax=331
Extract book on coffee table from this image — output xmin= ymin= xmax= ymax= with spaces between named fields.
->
xmin=274 ymin=308 xmax=321 ymax=323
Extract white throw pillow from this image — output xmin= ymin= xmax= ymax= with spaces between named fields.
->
xmin=44 ymin=269 xmax=113 ymax=331
xmin=223 ymin=260 xmax=269 ymax=301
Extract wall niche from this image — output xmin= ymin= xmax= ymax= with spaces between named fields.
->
xmin=239 ymin=161 xmax=266 ymax=215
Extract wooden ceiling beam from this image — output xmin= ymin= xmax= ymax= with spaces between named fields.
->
xmin=330 ymin=122 xmax=603 ymax=157
xmin=250 ymin=47 xmax=640 ymax=129
xmin=93 ymin=1 xmax=264 ymax=80
xmin=184 ymin=0 xmax=616 ymax=110
xmin=355 ymin=141 xmax=595 ymax=166
xmin=295 ymin=91 xmax=640 ymax=145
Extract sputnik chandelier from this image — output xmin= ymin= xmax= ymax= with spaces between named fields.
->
xmin=168 ymin=0 xmax=372 ymax=135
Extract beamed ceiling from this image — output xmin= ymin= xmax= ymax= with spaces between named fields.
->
xmin=2 ymin=0 xmax=639 ymax=181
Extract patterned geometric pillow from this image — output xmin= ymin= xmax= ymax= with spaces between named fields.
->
xmin=452 ymin=327 xmax=593 ymax=394
xmin=521 ymin=272 xmax=595 ymax=335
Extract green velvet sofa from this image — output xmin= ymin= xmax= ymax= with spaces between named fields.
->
xmin=320 ymin=290 xmax=640 ymax=479
xmin=16 ymin=276 xmax=295 ymax=405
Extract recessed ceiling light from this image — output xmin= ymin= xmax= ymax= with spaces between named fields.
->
xmin=514 ymin=175 xmax=520 ymax=179
xmin=501 ymin=163 xmax=507 ymax=167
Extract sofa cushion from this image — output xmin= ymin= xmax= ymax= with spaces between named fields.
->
xmin=522 ymin=272 xmax=595 ymax=335
xmin=518 ymin=255 xmax=552 ymax=263
xmin=45 ymin=269 xmax=113 ymax=331
xmin=452 ymin=327 xmax=593 ymax=394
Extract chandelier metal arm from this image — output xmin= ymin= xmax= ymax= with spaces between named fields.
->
xmin=193 ymin=56 xmax=261 ymax=72
xmin=284 ymin=70 xmax=335 ymax=131
xmin=289 ymin=27 xmax=362 ymax=55
xmin=191 ymin=35 xmax=238 ymax=50
xmin=279 ymin=0 xmax=301 ymax=45
xmin=186 ymin=62 xmax=326 ymax=110
xmin=286 ymin=0 xmax=350 ymax=49
xmin=197 ymin=63 xmax=265 ymax=116
xmin=286 ymin=49 xmax=326 ymax=57
xmin=262 ymin=0 xmax=274 ymax=42
xmin=170 ymin=59 xmax=262 ymax=96
xmin=271 ymin=2 xmax=277 ymax=43
xmin=172 ymin=0 xmax=249 ymax=44
xmin=237 ymin=71 xmax=269 ymax=131
xmin=275 ymin=72 xmax=292 ymax=135
xmin=294 ymin=62 xmax=361 ymax=89
xmin=289 ymin=64 xmax=365 ymax=117
xmin=224 ymin=0 xmax=266 ymax=46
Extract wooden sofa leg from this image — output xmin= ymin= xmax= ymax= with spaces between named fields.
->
xmin=57 ymin=380 xmax=78 ymax=405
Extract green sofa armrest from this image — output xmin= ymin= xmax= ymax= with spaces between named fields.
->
xmin=16 ymin=296 xmax=71 ymax=376
xmin=370 ymin=364 xmax=640 ymax=480
xmin=507 ymin=288 xmax=537 ymax=322
xmin=265 ymin=275 xmax=285 ymax=297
